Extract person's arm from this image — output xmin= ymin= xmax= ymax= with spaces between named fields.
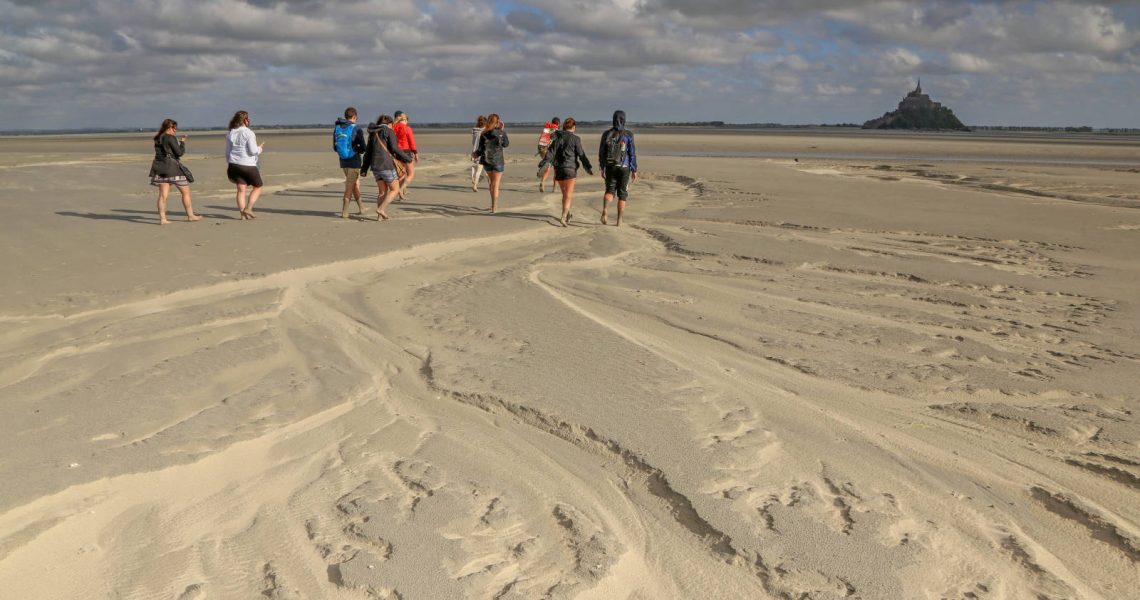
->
xmin=627 ymin=133 xmax=637 ymax=178
xmin=353 ymin=126 xmax=367 ymax=154
xmin=244 ymin=129 xmax=262 ymax=157
xmin=577 ymin=137 xmax=592 ymax=174
xmin=361 ymin=132 xmax=374 ymax=175
xmin=407 ymin=127 xmax=418 ymax=158
xmin=598 ymin=131 xmax=607 ymax=169
xmin=164 ymin=135 xmax=184 ymax=159
xmin=499 ymin=129 xmax=509 ymax=148
xmin=473 ymin=133 xmax=485 ymax=160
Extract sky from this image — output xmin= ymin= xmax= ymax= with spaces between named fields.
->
xmin=1 ymin=0 xmax=1138 ymax=130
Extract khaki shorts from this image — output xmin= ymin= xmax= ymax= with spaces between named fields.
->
xmin=343 ymin=167 xmax=361 ymax=183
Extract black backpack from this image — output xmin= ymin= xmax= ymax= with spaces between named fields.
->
xmin=604 ymin=129 xmax=627 ymax=166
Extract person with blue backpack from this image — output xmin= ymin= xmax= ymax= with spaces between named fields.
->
xmin=333 ymin=107 xmax=368 ymax=219
xmin=598 ymin=109 xmax=638 ymax=226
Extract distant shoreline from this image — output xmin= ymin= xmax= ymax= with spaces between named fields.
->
xmin=4 ymin=123 xmax=1140 ymax=137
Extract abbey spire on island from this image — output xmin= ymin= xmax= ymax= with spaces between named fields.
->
xmin=863 ymin=79 xmax=970 ymax=131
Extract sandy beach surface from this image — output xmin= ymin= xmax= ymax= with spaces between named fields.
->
xmin=1 ymin=128 xmax=1138 ymax=599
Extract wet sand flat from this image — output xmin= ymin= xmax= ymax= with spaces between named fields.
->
xmin=0 ymin=130 xmax=1138 ymax=599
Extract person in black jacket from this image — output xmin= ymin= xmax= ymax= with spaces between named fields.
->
xmin=473 ymin=113 xmax=509 ymax=213
xmin=598 ymin=110 xmax=638 ymax=226
xmin=148 ymin=118 xmax=200 ymax=225
xmin=538 ymin=118 xmax=593 ymax=226
xmin=333 ymin=107 xmax=368 ymax=218
xmin=360 ymin=114 xmax=415 ymax=221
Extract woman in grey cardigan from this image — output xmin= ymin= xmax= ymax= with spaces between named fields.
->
xmin=149 ymin=118 xmax=200 ymax=224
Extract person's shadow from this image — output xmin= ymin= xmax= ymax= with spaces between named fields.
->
xmin=204 ymin=204 xmax=339 ymax=219
xmin=394 ymin=200 xmax=556 ymax=224
xmin=56 ymin=208 xmax=229 ymax=224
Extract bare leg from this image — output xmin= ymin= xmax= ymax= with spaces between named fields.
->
xmin=156 ymin=182 xmax=171 ymax=225
xmin=398 ymin=161 xmax=414 ymax=200
xmin=616 ymin=199 xmax=626 ymax=227
xmin=539 ymin=166 xmax=550 ymax=192
xmin=235 ymin=183 xmax=248 ymax=219
xmin=471 ymin=161 xmax=484 ymax=192
xmin=487 ymin=171 xmax=502 ymax=213
xmin=245 ymin=185 xmax=263 ymax=218
xmin=601 ymin=192 xmax=614 ymax=225
xmin=558 ymin=178 xmax=575 ymax=226
xmin=342 ymin=178 xmax=353 ymax=218
xmin=179 ymin=186 xmax=200 ymax=221
xmin=377 ymin=178 xmax=399 ymax=220
xmin=353 ymin=178 xmax=363 ymax=213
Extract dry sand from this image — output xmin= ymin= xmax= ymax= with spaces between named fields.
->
xmin=0 ymin=128 xmax=1138 ymax=599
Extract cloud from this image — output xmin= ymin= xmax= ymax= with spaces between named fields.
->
xmin=0 ymin=0 xmax=1137 ymax=129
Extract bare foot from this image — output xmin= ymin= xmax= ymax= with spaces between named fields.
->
xmin=187 ymin=215 xmax=201 ymax=222
xmin=600 ymin=212 xmax=608 ymax=225
xmin=159 ymin=219 xmax=171 ymax=225
xmin=341 ymin=209 xmax=349 ymax=219
xmin=472 ymin=184 xmax=478 ymax=192
xmin=376 ymin=210 xmax=390 ymax=221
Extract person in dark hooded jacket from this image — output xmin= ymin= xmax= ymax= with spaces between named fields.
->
xmin=538 ymin=118 xmax=592 ymax=226
xmin=598 ymin=110 xmax=638 ymax=226
xmin=361 ymin=114 xmax=414 ymax=221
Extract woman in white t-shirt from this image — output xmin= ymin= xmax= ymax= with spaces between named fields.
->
xmin=225 ymin=110 xmax=264 ymax=220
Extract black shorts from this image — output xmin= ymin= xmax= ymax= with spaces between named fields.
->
xmin=227 ymin=163 xmax=263 ymax=187
xmin=604 ymin=165 xmax=631 ymax=200
xmin=553 ymin=167 xmax=577 ymax=181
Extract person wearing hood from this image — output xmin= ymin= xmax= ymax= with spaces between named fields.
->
xmin=537 ymin=118 xmax=592 ymax=226
xmin=360 ymin=114 xmax=415 ymax=221
xmin=333 ymin=107 xmax=367 ymax=218
xmin=598 ymin=110 xmax=638 ymax=226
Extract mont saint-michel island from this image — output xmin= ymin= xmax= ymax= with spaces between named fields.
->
xmin=863 ymin=80 xmax=970 ymax=131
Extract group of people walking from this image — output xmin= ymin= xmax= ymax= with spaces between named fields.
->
xmin=148 ymin=110 xmax=267 ymax=223
xmin=326 ymin=107 xmax=423 ymax=221
xmin=148 ymin=108 xmax=638 ymax=227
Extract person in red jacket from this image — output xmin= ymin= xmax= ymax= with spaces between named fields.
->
xmin=392 ymin=110 xmax=418 ymax=200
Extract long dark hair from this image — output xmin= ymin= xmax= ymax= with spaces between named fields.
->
xmin=375 ymin=114 xmax=393 ymax=125
xmin=154 ymin=118 xmax=177 ymax=142
xmin=562 ymin=118 xmax=576 ymax=131
xmin=475 ymin=115 xmax=486 ymax=128
xmin=228 ymin=111 xmax=248 ymax=130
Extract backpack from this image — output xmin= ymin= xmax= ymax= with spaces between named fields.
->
xmin=334 ymin=123 xmax=357 ymax=159
xmin=604 ymin=129 xmax=628 ymax=167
